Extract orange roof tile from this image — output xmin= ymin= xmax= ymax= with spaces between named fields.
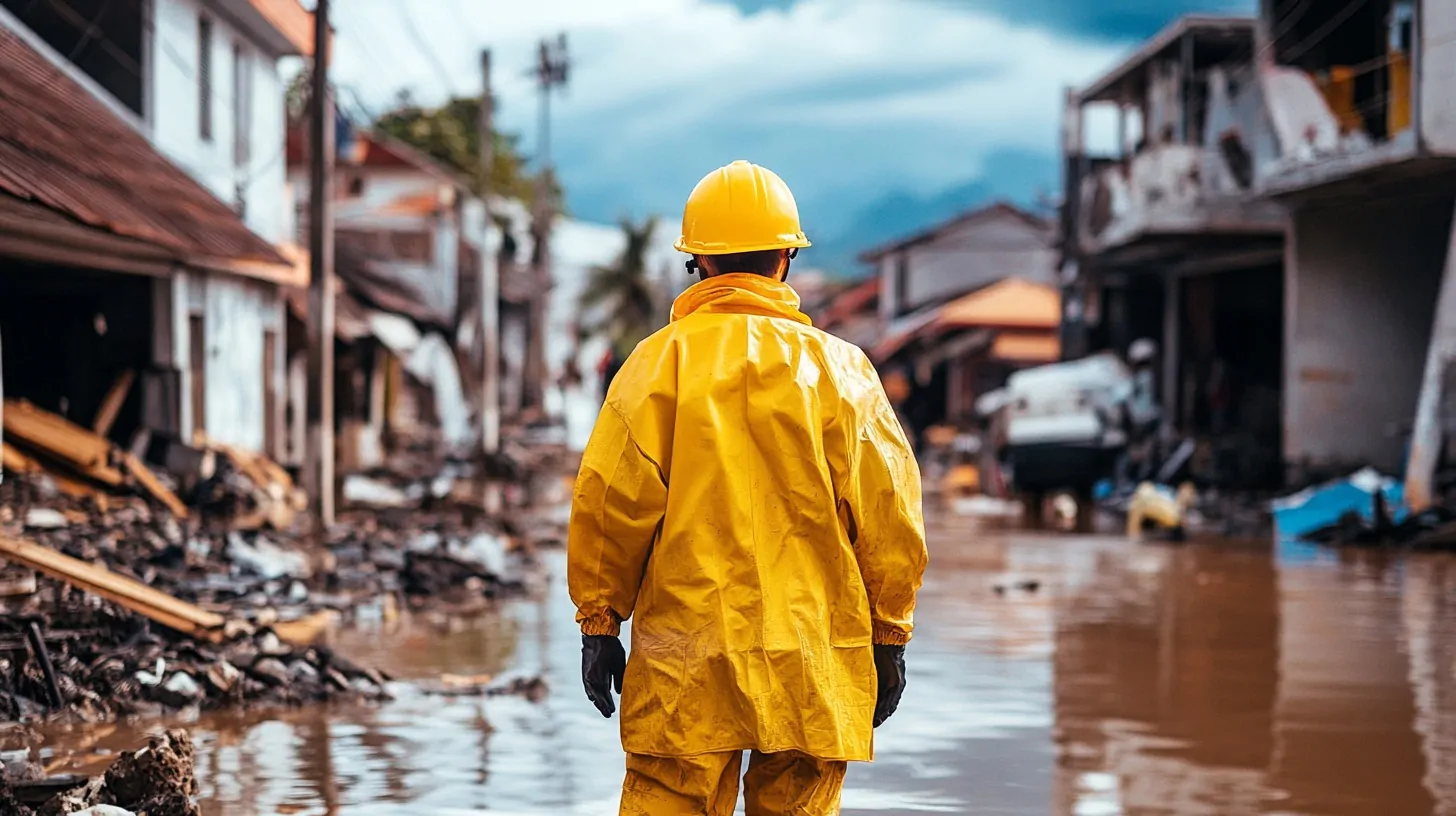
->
xmin=937 ymin=278 xmax=1061 ymax=331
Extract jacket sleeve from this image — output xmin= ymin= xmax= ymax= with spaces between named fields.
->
xmin=567 ymin=399 xmax=668 ymax=637
xmin=835 ymin=374 xmax=928 ymax=646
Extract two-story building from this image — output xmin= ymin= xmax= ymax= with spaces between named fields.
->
xmin=1243 ymin=0 xmax=1456 ymax=497
xmin=857 ymin=202 xmax=1060 ymax=441
xmin=285 ymin=127 xmax=494 ymax=468
xmin=0 ymin=0 xmax=309 ymax=461
xmin=1061 ymin=16 xmax=1289 ymax=487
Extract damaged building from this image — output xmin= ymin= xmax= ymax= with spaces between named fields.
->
xmin=0 ymin=0 xmax=310 ymax=462
xmin=286 ymin=128 xmax=494 ymax=472
xmin=1249 ymin=0 xmax=1456 ymax=488
xmin=1061 ymin=16 xmax=1289 ymax=487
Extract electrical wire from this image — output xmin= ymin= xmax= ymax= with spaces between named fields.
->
xmin=1281 ymin=0 xmax=1373 ymax=64
xmin=397 ymin=0 xmax=462 ymax=98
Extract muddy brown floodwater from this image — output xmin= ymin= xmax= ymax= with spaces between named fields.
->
xmin=7 ymin=515 xmax=1456 ymax=815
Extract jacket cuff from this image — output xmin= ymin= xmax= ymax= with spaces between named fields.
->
xmin=872 ymin=622 xmax=911 ymax=646
xmin=580 ymin=612 xmax=621 ymax=637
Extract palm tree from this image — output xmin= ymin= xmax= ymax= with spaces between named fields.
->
xmin=579 ymin=216 xmax=663 ymax=363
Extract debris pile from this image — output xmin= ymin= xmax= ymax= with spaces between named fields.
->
xmin=0 ymin=400 xmax=565 ymax=724
xmin=0 ymin=581 xmax=388 ymax=722
xmin=1 ymin=729 xmax=199 ymax=816
xmin=1274 ymin=467 xmax=1456 ymax=549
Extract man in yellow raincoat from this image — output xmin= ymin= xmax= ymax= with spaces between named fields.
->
xmin=568 ymin=160 xmax=928 ymax=815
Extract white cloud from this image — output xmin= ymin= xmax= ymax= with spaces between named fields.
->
xmin=331 ymin=0 xmax=1128 ymax=223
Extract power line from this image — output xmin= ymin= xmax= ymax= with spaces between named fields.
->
xmin=398 ymin=0 xmax=462 ymax=98
xmin=1282 ymin=0 xmax=1372 ymax=64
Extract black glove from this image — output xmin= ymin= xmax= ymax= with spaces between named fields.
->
xmin=581 ymin=635 xmax=626 ymax=718
xmin=873 ymin=644 xmax=906 ymax=728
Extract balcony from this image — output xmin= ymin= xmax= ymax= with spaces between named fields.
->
xmin=1066 ymin=16 xmax=1285 ymax=263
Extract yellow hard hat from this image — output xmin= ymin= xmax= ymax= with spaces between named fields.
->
xmin=674 ymin=160 xmax=812 ymax=255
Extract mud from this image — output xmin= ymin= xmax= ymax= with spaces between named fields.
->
xmin=4 ymin=729 xmax=199 ymax=816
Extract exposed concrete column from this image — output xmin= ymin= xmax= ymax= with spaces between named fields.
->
xmin=1404 ymin=216 xmax=1456 ymax=510
xmin=1162 ymin=270 xmax=1181 ymax=434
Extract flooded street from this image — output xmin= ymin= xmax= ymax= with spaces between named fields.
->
xmin=13 ymin=517 xmax=1456 ymax=815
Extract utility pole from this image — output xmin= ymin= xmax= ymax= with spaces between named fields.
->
xmin=306 ymin=0 xmax=336 ymax=527
xmin=478 ymin=49 xmax=500 ymax=455
xmin=525 ymin=33 xmax=569 ymax=412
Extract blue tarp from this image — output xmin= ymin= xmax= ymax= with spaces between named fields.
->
xmin=1270 ymin=468 xmax=1406 ymax=541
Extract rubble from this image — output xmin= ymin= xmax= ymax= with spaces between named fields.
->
xmin=0 ymin=400 xmax=565 ymax=725
xmin=0 ymin=729 xmax=199 ymax=816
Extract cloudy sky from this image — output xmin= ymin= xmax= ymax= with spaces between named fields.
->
xmin=329 ymin=0 xmax=1250 ymax=273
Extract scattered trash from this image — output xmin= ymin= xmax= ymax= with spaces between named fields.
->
xmin=23 ymin=509 xmax=68 ymax=530
xmin=342 ymin=475 xmax=413 ymax=508
xmin=1126 ymin=482 xmax=1198 ymax=541
xmin=225 ymin=533 xmax=311 ymax=581
xmin=992 ymin=579 xmax=1041 ymax=596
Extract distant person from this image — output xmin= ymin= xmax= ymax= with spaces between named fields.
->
xmin=567 ymin=160 xmax=928 ymax=815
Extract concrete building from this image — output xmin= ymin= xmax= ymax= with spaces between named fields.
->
xmin=0 ymin=1 xmax=307 ymax=460
xmin=1061 ymin=16 xmax=1288 ymax=487
xmin=1243 ymin=0 xmax=1456 ymax=491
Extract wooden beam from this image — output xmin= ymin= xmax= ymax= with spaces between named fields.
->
xmin=2 ymin=399 xmax=125 ymax=486
xmin=122 ymin=453 xmax=190 ymax=519
xmin=0 ymin=536 xmax=225 ymax=641
xmin=92 ymin=369 xmax=136 ymax=439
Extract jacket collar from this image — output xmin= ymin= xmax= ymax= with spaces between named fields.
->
xmin=670 ymin=273 xmax=813 ymax=326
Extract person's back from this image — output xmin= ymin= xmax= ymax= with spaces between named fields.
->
xmin=568 ymin=160 xmax=927 ymax=816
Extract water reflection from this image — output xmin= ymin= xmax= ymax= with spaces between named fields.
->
xmin=10 ymin=530 xmax=1456 ymax=815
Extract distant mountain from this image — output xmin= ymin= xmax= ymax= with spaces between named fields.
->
xmin=802 ymin=148 xmax=1058 ymax=280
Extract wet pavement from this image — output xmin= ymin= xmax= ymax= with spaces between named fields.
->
xmin=8 ymin=515 xmax=1456 ymax=815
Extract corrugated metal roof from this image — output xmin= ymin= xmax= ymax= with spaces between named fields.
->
xmin=0 ymin=24 xmax=287 ymax=269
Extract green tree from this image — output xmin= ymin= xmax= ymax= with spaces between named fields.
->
xmin=285 ymin=66 xmax=557 ymax=209
xmin=579 ymin=216 xmax=663 ymax=358
xmin=375 ymin=96 xmax=560 ymax=210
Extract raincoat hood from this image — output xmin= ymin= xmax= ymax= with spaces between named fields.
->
xmin=670 ymin=273 xmax=813 ymax=326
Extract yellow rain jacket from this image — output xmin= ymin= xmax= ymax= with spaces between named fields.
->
xmin=568 ymin=273 xmax=927 ymax=761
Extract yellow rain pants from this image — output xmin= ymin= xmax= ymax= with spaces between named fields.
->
xmin=620 ymin=751 xmax=847 ymax=816
xmin=568 ymin=273 xmax=928 ymax=762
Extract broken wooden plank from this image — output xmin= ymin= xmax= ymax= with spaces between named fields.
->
xmin=91 ymin=369 xmax=136 ymax=438
xmin=2 ymin=441 xmax=41 ymax=474
xmin=2 ymin=399 xmax=126 ymax=486
xmin=122 ymin=452 xmax=190 ymax=519
xmin=272 ymin=609 xmax=340 ymax=647
xmin=0 ymin=535 xmax=226 ymax=641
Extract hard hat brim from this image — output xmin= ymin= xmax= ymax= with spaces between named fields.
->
xmin=673 ymin=235 xmax=812 ymax=255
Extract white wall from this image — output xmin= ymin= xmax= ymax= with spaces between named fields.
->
xmin=1421 ymin=0 xmax=1456 ymax=153
xmin=177 ymin=271 xmax=284 ymax=452
xmin=545 ymin=215 xmax=683 ymax=450
xmin=151 ymin=0 xmax=288 ymax=244
xmin=882 ymin=213 xmax=1056 ymax=318
xmin=1284 ymin=197 xmax=1454 ymax=471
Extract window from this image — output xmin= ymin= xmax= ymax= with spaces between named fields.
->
xmin=198 ymin=15 xmax=213 ymax=141
xmin=233 ymin=42 xmax=252 ymax=166
xmin=347 ymin=175 xmax=366 ymax=197
xmin=189 ymin=314 xmax=207 ymax=437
